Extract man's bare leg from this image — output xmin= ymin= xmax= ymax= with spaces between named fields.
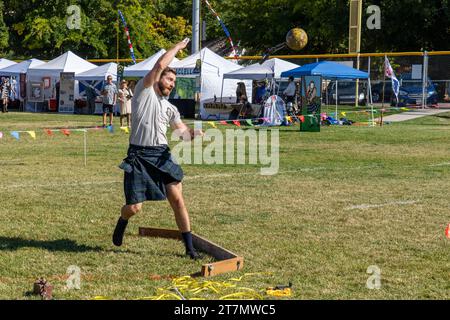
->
xmin=166 ymin=182 xmax=200 ymax=259
xmin=112 ymin=203 xmax=142 ymax=246
xmin=166 ymin=182 xmax=190 ymax=232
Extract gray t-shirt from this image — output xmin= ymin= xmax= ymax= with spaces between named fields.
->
xmin=102 ymin=83 xmax=118 ymax=105
xmin=130 ymin=80 xmax=182 ymax=147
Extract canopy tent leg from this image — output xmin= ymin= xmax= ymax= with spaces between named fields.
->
xmin=220 ymin=78 xmax=224 ymax=104
xmin=335 ymin=80 xmax=338 ymax=121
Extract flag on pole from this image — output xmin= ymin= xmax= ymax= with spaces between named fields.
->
xmin=385 ymin=57 xmax=400 ymax=100
xmin=118 ymin=10 xmax=137 ymax=64
xmin=203 ymin=0 xmax=239 ymax=61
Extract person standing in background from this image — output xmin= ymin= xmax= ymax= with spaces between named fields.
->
xmin=1 ymin=77 xmax=11 ymax=113
xmin=118 ymin=80 xmax=133 ymax=128
xmin=101 ymin=75 xmax=118 ymax=127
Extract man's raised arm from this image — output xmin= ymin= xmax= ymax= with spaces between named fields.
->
xmin=143 ymin=38 xmax=190 ymax=88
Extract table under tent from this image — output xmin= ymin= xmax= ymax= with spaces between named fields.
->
xmin=169 ymin=48 xmax=250 ymax=120
xmin=220 ymin=58 xmax=300 ymax=122
xmin=280 ymin=61 xmax=372 ymax=124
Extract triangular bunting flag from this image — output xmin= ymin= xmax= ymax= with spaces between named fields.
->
xmin=27 ymin=131 xmax=36 ymax=139
xmin=107 ymin=125 xmax=114 ymax=133
xmin=246 ymin=119 xmax=254 ymax=126
xmin=11 ymin=131 xmax=20 ymax=140
xmin=232 ymin=120 xmax=241 ymax=127
xmin=208 ymin=121 xmax=217 ymax=128
xmin=44 ymin=129 xmax=54 ymax=136
xmin=61 ymin=129 xmax=71 ymax=136
xmin=299 ymin=116 xmax=305 ymax=123
xmin=219 ymin=121 xmax=228 ymax=125
xmin=0 ymin=132 xmax=3 ymax=139
xmin=341 ymin=112 xmax=346 ymax=117
xmin=120 ymin=127 xmax=130 ymax=134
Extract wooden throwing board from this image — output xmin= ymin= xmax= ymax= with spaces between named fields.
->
xmin=138 ymin=227 xmax=244 ymax=278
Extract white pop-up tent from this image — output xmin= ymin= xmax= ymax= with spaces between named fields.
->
xmin=222 ymin=58 xmax=300 ymax=101
xmin=75 ymin=62 xmax=118 ymax=115
xmin=0 ymin=58 xmax=17 ymax=69
xmin=76 ymin=62 xmax=118 ymax=81
xmin=170 ymin=47 xmax=251 ymax=119
xmin=27 ymin=51 xmax=96 ymax=112
xmin=123 ymin=49 xmax=179 ymax=78
xmin=223 ymin=58 xmax=299 ymax=80
xmin=28 ymin=51 xmax=96 ymax=79
xmin=0 ymin=59 xmax=45 ymax=101
xmin=0 ymin=58 xmax=45 ymax=76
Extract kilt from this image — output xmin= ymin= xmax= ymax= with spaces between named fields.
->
xmin=119 ymin=144 xmax=183 ymax=205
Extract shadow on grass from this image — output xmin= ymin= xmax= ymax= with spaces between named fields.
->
xmin=0 ymin=237 xmax=103 ymax=252
xmin=239 ymin=127 xmax=300 ymax=132
xmin=435 ymin=114 xmax=450 ymax=119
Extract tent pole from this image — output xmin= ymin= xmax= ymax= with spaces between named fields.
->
xmin=421 ymin=51 xmax=428 ymax=110
xmin=355 ymin=53 xmax=360 ymax=107
xmin=335 ymin=80 xmax=338 ymax=121
xmin=367 ymin=56 xmax=374 ymax=126
xmin=368 ymin=77 xmax=374 ymax=126
xmin=367 ymin=56 xmax=372 ymax=104
xmin=116 ymin=18 xmax=120 ymax=64
xmin=220 ymin=78 xmax=224 ymax=104
xmin=381 ymin=55 xmax=386 ymax=126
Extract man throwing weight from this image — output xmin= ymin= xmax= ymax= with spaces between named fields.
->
xmin=113 ymin=39 xmax=204 ymax=259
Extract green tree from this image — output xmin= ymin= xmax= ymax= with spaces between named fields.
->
xmin=0 ymin=0 xmax=9 ymax=54
xmin=203 ymin=0 xmax=449 ymax=55
xmin=2 ymin=0 xmax=191 ymax=59
xmin=1 ymin=0 xmax=449 ymax=59
xmin=361 ymin=0 xmax=450 ymax=52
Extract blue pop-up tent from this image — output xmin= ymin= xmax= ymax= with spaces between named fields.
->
xmin=281 ymin=61 xmax=373 ymax=124
xmin=280 ymin=61 xmax=369 ymax=79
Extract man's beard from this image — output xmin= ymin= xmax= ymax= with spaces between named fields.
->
xmin=158 ymin=81 xmax=172 ymax=97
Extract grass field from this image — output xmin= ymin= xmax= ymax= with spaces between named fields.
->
xmin=0 ymin=109 xmax=449 ymax=300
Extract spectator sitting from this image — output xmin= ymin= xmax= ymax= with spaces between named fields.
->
xmin=255 ymin=81 xmax=267 ymax=104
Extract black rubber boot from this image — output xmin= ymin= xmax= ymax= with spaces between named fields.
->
xmin=112 ymin=217 xmax=128 ymax=247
